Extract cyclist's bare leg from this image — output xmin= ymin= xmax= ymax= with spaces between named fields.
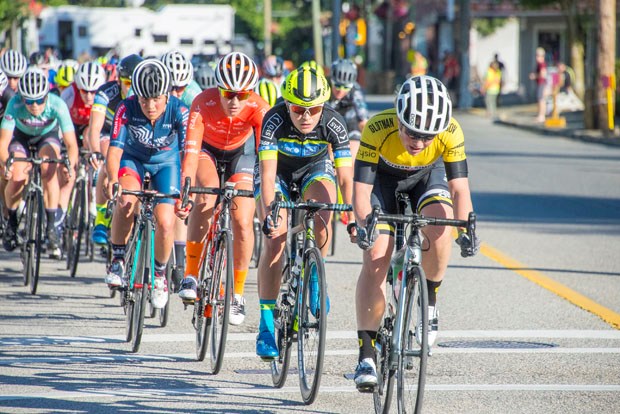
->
xmin=418 ymin=202 xmax=453 ymax=283
xmin=355 ymin=233 xmax=393 ymax=331
xmin=4 ymin=151 xmax=29 ymax=209
xmin=229 ymin=173 xmax=255 ymax=290
xmin=39 ymin=144 xmax=61 ymax=210
xmin=109 ymin=174 xmax=140 ymax=245
xmin=57 ymin=156 xmax=75 ymax=212
xmin=154 ymin=202 xmax=175 ymax=265
xmin=302 ymin=179 xmax=336 ymax=257
xmin=256 ymin=202 xmax=288 ymax=301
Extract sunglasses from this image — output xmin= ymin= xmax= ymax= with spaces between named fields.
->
xmin=401 ymin=126 xmax=435 ymax=141
xmin=79 ymin=89 xmax=98 ymax=95
xmin=288 ymin=104 xmax=323 ymax=117
xmin=119 ymin=77 xmax=132 ymax=87
xmin=171 ymin=85 xmax=186 ymax=92
xmin=333 ymin=82 xmax=352 ymax=91
xmin=24 ymin=97 xmax=46 ymax=105
xmin=219 ymin=88 xmax=251 ymax=101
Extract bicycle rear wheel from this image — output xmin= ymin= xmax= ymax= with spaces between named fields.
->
xmin=397 ymin=266 xmax=429 ymax=414
xmin=158 ymin=257 xmax=173 ymax=327
xmin=297 ymin=247 xmax=327 ymax=405
xmin=25 ymin=191 xmax=43 ymax=295
xmin=208 ymin=230 xmax=233 ymax=374
xmin=66 ymin=179 xmax=86 ymax=278
xmin=195 ymin=237 xmax=214 ymax=361
xmin=374 ymin=323 xmax=397 ymax=413
xmin=271 ymin=263 xmax=293 ymax=388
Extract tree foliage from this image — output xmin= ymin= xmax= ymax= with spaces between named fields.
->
xmin=0 ymin=0 xmax=29 ymax=36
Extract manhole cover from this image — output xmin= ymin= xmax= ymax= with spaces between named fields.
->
xmin=437 ymin=340 xmax=558 ymax=349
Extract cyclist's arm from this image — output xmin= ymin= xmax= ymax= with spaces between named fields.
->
xmin=353 ymin=180 xmax=373 ymax=226
xmin=0 ymin=127 xmax=13 ymax=167
xmin=259 ymin=157 xmax=277 ymax=221
xmin=106 ymin=146 xmax=122 ymax=187
xmin=87 ymin=106 xmax=106 ymax=154
xmin=448 ymin=176 xmax=473 ymax=223
xmin=181 ymin=101 xmax=203 ymax=185
xmin=62 ymin=130 xmax=79 ymax=170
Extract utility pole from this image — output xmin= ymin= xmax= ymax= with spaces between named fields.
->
xmin=458 ymin=0 xmax=472 ymax=109
xmin=264 ymin=0 xmax=272 ymax=56
xmin=312 ymin=0 xmax=324 ymax=66
xmin=597 ymin=0 xmax=616 ymax=135
xmin=332 ymin=0 xmax=341 ymax=62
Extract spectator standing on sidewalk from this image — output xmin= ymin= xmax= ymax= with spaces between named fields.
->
xmin=492 ymin=53 xmax=505 ymax=105
xmin=529 ymin=47 xmax=548 ymax=123
xmin=482 ymin=61 xmax=502 ymax=120
xmin=441 ymin=51 xmax=460 ymax=103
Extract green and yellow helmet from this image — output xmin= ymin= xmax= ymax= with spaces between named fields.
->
xmin=299 ymin=60 xmax=325 ymax=77
xmin=281 ymin=66 xmax=330 ymax=107
xmin=256 ymin=78 xmax=279 ymax=107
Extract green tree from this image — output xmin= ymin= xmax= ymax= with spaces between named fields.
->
xmin=0 ymin=0 xmax=29 ymax=47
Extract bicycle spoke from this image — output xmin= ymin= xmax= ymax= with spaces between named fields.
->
xmin=209 ymin=231 xmax=232 ymax=374
xmin=271 ymin=263 xmax=293 ymax=388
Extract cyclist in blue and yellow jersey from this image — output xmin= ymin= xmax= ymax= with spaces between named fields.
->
xmin=87 ymin=54 xmax=143 ymax=245
xmin=161 ymin=50 xmax=202 ymax=107
xmin=254 ymin=66 xmax=355 ymax=359
xmin=0 ymin=50 xmax=28 ymax=94
xmin=326 ymin=59 xmax=368 ymax=159
xmin=0 ymin=67 xmax=78 ymax=257
xmin=350 ymin=76 xmax=480 ymax=390
xmin=104 ymin=59 xmax=188 ymax=310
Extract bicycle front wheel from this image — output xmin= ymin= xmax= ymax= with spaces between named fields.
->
xmin=208 ymin=230 xmax=233 ymax=374
xmin=26 ymin=191 xmax=44 ymax=295
xmin=397 ymin=266 xmax=429 ymax=414
xmin=271 ymin=262 xmax=293 ymax=388
xmin=297 ymin=247 xmax=327 ymax=405
xmin=66 ymin=179 xmax=86 ymax=278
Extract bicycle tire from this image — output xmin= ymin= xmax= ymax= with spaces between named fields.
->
xmin=195 ymin=235 xmax=215 ymax=361
xmin=159 ymin=258 xmax=173 ymax=327
xmin=124 ymin=230 xmax=142 ymax=343
xmin=329 ymin=214 xmax=336 ymax=256
xmin=297 ymin=246 xmax=327 ymax=405
xmin=28 ymin=191 xmax=44 ymax=295
xmin=208 ymin=230 xmax=233 ymax=374
xmin=397 ymin=266 xmax=429 ymax=414
xmin=374 ymin=324 xmax=396 ymax=413
xmin=271 ymin=262 xmax=293 ymax=388
xmin=67 ymin=179 xmax=86 ymax=278
xmin=131 ymin=232 xmax=150 ymax=353
xmin=22 ymin=193 xmax=34 ymax=288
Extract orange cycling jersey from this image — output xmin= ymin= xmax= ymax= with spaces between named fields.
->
xmin=185 ymin=88 xmax=269 ymax=154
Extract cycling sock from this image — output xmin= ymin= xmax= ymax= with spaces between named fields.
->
xmin=154 ymin=260 xmax=166 ymax=277
xmin=427 ymin=280 xmax=442 ymax=307
xmin=45 ymin=209 xmax=57 ymax=233
xmin=94 ymin=204 xmax=110 ymax=227
xmin=174 ymin=241 xmax=186 ymax=269
xmin=111 ymin=244 xmax=126 ymax=261
xmin=259 ymin=299 xmax=276 ymax=333
xmin=358 ymin=330 xmax=377 ymax=362
xmin=7 ymin=209 xmax=18 ymax=229
xmin=55 ymin=209 xmax=65 ymax=228
xmin=185 ymin=241 xmax=204 ymax=277
xmin=234 ymin=269 xmax=248 ymax=295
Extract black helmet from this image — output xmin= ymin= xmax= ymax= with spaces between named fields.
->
xmin=118 ymin=54 xmax=143 ymax=80
xmin=29 ymin=51 xmax=45 ymax=66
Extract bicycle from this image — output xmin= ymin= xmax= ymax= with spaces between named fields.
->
xmin=64 ymin=149 xmax=101 ymax=277
xmin=268 ymin=184 xmax=351 ymax=405
xmin=363 ymin=194 xmax=477 ymax=414
xmin=108 ymin=173 xmax=182 ymax=353
xmin=5 ymin=148 xmax=70 ymax=295
xmin=180 ymin=179 xmax=254 ymax=375
xmin=250 ymin=213 xmax=262 ymax=268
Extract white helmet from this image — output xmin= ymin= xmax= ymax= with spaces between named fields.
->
xmin=396 ymin=75 xmax=452 ymax=135
xmin=215 ymin=52 xmax=259 ymax=91
xmin=160 ymin=50 xmax=193 ymax=87
xmin=18 ymin=67 xmax=49 ymax=100
xmin=75 ymin=62 xmax=106 ymax=91
xmin=0 ymin=69 xmax=8 ymax=94
xmin=0 ymin=49 xmax=28 ymax=78
xmin=132 ymin=58 xmax=171 ymax=98
xmin=194 ymin=63 xmax=217 ymax=90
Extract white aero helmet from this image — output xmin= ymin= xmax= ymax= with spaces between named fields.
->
xmin=215 ymin=52 xmax=259 ymax=91
xmin=0 ymin=69 xmax=8 ymax=94
xmin=160 ymin=50 xmax=193 ymax=87
xmin=18 ymin=67 xmax=50 ymax=100
xmin=396 ymin=75 xmax=452 ymax=135
xmin=132 ymin=58 xmax=171 ymax=98
xmin=75 ymin=62 xmax=106 ymax=91
xmin=0 ymin=49 xmax=28 ymax=78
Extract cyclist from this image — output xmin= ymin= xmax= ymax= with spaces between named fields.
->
xmin=53 ymin=63 xmax=77 ymax=95
xmin=255 ymin=78 xmax=279 ymax=107
xmin=254 ymin=66 xmax=354 ymax=359
xmin=0 ymin=50 xmax=28 ymax=93
xmin=194 ymin=62 xmax=217 ymax=91
xmin=350 ymin=75 xmax=479 ymax=391
xmin=326 ymin=59 xmax=368 ymax=158
xmin=0 ymin=70 xmax=12 ymax=118
xmin=104 ymin=59 xmax=188 ymax=310
xmin=262 ymin=55 xmax=286 ymax=88
xmin=0 ymin=67 xmax=78 ymax=257
xmin=177 ymin=51 xmax=267 ymax=326
xmin=87 ymin=54 xmax=143 ymax=245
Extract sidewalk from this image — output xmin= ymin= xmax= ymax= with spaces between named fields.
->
xmin=475 ymin=104 xmax=620 ymax=147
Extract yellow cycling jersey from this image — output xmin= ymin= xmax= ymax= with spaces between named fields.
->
xmin=355 ymin=108 xmax=467 ymax=183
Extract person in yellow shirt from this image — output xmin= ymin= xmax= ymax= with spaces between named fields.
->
xmin=482 ymin=61 xmax=502 ymax=119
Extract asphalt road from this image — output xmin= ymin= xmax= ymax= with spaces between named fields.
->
xmin=1 ymin=110 xmax=619 ymax=414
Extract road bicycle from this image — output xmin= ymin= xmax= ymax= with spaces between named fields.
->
xmin=5 ymin=149 xmax=70 ymax=295
xmin=109 ymin=173 xmax=181 ymax=353
xmin=269 ymin=184 xmax=352 ymax=405
xmin=364 ymin=193 xmax=477 ymax=414
xmin=180 ymin=178 xmax=254 ymax=375
xmin=64 ymin=149 xmax=101 ymax=277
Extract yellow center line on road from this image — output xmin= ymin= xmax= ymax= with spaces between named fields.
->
xmin=480 ymin=244 xmax=620 ymax=329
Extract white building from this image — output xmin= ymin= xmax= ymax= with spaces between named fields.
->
xmin=37 ymin=4 xmax=235 ymax=60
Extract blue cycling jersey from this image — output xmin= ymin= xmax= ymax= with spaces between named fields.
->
xmin=0 ymin=93 xmax=74 ymax=137
xmin=109 ymin=95 xmax=188 ymax=164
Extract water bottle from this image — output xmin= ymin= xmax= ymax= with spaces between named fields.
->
xmin=390 ymin=248 xmax=405 ymax=301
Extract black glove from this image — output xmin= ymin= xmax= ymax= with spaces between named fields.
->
xmin=456 ymin=230 xmax=480 ymax=257
xmin=262 ymin=215 xmax=275 ymax=236
xmin=356 ymin=225 xmax=377 ymax=250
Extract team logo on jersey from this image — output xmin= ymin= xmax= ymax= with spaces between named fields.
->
xmin=327 ymin=118 xmax=347 ymax=143
xmin=263 ymin=112 xmax=284 ymax=140
xmin=112 ymin=104 xmax=127 ymax=139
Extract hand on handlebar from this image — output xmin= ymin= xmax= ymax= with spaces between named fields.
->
xmin=355 ymin=225 xmax=377 ymax=250
xmin=175 ymin=198 xmax=193 ymax=219
xmin=262 ymin=214 xmax=283 ymax=239
xmin=89 ymin=152 xmax=104 ymax=170
xmin=456 ymin=229 xmax=480 ymax=257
